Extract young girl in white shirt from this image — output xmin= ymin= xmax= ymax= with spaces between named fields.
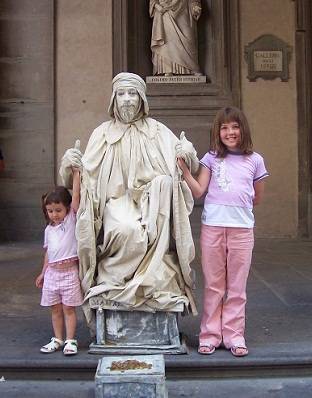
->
xmin=178 ymin=106 xmax=269 ymax=357
xmin=35 ymin=168 xmax=83 ymax=355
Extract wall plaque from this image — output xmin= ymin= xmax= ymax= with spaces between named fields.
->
xmin=244 ymin=34 xmax=291 ymax=81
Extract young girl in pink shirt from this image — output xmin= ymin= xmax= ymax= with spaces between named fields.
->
xmin=35 ymin=167 xmax=83 ymax=355
xmin=177 ymin=107 xmax=269 ymax=357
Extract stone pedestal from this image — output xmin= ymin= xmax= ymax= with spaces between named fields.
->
xmin=95 ymin=354 xmax=167 ymax=398
xmin=89 ymin=308 xmax=187 ymax=355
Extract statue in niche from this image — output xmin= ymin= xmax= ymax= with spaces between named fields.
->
xmin=60 ymin=73 xmax=198 ymax=334
xmin=150 ymin=0 xmax=202 ymax=76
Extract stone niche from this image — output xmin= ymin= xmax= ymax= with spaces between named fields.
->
xmin=112 ymin=0 xmax=240 ymax=158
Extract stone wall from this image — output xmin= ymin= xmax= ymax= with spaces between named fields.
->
xmin=0 ymin=1 xmax=306 ymax=240
xmin=0 ymin=0 xmax=54 ymax=240
xmin=55 ymin=0 xmax=113 ymax=176
xmin=0 ymin=1 xmax=113 ymax=241
xmin=240 ymin=0 xmax=298 ymax=237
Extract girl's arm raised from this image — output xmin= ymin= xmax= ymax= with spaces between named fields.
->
xmin=253 ymin=179 xmax=265 ymax=206
xmin=177 ymin=157 xmax=210 ymax=199
xmin=71 ymin=167 xmax=80 ymax=212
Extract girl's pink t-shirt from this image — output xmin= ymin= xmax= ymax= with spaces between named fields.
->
xmin=200 ymin=151 xmax=269 ymax=209
xmin=43 ymin=207 xmax=78 ymax=264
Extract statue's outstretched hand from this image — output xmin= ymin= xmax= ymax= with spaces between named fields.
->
xmin=176 ymin=131 xmax=197 ymax=159
xmin=62 ymin=139 xmax=83 ymax=170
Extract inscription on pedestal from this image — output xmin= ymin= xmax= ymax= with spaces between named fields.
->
xmin=146 ymin=75 xmax=206 ymax=84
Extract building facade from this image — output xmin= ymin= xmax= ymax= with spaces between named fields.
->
xmin=0 ymin=0 xmax=311 ymax=241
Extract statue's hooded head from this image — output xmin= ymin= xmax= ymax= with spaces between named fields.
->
xmin=108 ymin=72 xmax=149 ymax=123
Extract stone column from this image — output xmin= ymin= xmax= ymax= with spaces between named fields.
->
xmin=0 ymin=0 xmax=54 ymax=240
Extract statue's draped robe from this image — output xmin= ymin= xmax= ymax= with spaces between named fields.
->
xmin=60 ymin=117 xmax=198 ymax=327
xmin=150 ymin=0 xmax=201 ymax=75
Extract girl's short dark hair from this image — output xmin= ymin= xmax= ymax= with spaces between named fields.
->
xmin=210 ymin=106 xmax=253 ymax=158
xmin=41 ymin=186 xmax=72 ymax=224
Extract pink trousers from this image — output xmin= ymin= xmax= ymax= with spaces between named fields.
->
xmin=199 ymin=225 xmax=254 ymax=349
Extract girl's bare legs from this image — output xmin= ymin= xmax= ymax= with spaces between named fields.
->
xmin=62 ymin=305 xmax=77 ymax=340
xmin=51 ymin=304 xmax=64 ymax=340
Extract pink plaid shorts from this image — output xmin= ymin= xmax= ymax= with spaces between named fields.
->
xmin=41 ymin=262 xmax=83 ymax=307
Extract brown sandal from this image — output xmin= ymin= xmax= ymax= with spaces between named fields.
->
xmin=198 ymin=345 xmax=216 ymax=355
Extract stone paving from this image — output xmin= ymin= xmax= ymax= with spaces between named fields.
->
xmin=0 ymin=236 xmax=312 ymax=397
xmin=1 ymin=237 xmax=312 ymax=362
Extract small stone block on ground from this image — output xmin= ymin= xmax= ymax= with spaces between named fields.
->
xmin=95 ymin=354 xmax=167 ymax=398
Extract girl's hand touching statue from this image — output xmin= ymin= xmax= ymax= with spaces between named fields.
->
xmin=176 ymin=131 xmax=197 ymax=160
xmin=62 ymin=140 xmax=83 ymax=170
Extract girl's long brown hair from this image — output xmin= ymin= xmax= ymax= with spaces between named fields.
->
xmin=210 ymin=106 xmax=253 ymax=158
xmin=41 ymin=186 xmax=72 ymax=225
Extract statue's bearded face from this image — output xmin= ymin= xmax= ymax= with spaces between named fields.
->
xmin=116 ymin=87 xmax=141 ymax=123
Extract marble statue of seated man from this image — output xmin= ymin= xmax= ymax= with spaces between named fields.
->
xmin=60 ymin=72 xmax=199 ymax=332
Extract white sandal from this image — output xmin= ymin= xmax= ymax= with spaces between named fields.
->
xmin=40 ymin=337 xmax=64 ymax=353
xmin=230 ymin=345 xmax=249 ymax=357
xmin=63 ymin=339 xmax=78 ymax=356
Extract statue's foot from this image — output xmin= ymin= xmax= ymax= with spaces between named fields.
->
xmin=164 ymin=73 xmax=173 ymax=77
xmin=194 ymin=72 xmax=203 ymax=76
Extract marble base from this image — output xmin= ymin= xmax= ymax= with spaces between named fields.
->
xmin=89 ymin=308 xmax=187 ymax=355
